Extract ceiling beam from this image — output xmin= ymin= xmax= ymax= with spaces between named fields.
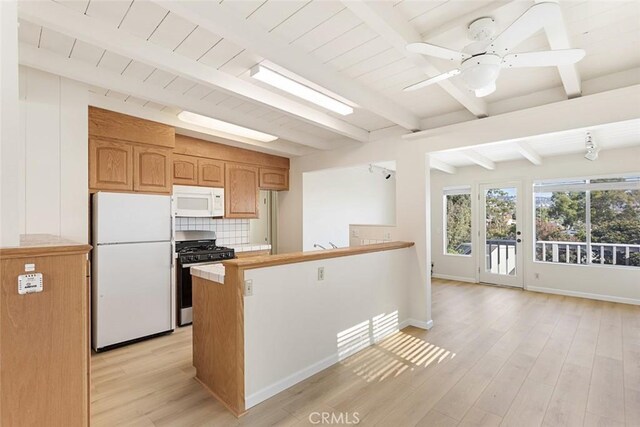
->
xmin=402 ymin=84 xmax=640 ymax=153
xmin=463 ymin=150 xmax=496 ymax=170
xmin=537 ymin=0 xmax=582 ymax=98
xmin=429 ymin=157 xmax=457 ymax=174
xmin=342 ymin=0 xmax=488 ymax=118
xmin=420 ymin=1 xmax=521 ymax=41
xmin=153 ymin=0 xmax=421 ymax=131
xmin=19 ymin=43 xmax=338 ymax=151
xmin=515 ymin=141 xmax=543 ymax=165
xmin=18 ymin=0 xmax=369 ymax=142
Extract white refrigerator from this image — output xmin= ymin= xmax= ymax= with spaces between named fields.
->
xmin=92 ymin=192 xmax=173 ymax=351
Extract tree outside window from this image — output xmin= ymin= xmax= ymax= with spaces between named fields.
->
xmin=534 ymin=176 xmax=640 ymax=267
xmin=444 ymin=189 xmax=472 ymax=256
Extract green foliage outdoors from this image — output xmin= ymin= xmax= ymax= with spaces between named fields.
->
xmin=446 ymin=186 xmax=640 ymax=266
xmin=537 ymin=189 xmax=640 ymax=266
xmin=446 ymin=194 xmax=472 ymax=254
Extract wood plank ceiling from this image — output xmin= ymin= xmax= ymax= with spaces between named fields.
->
xmin=16 ymin=0 xmax=640 ymax=156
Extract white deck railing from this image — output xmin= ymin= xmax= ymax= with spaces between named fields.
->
xmin=536 ymin=240 xmax=640 ymax=266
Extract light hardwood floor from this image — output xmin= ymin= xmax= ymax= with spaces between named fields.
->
xmin=91 ymin=279 xmax=640 ymax=426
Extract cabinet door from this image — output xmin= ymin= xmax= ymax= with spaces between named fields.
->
xmin=89 ymin=138 xmax=133 ymax=191
xmin=173 ymin=154 xmax=198 ymax=186
xmin=133 ymin=146 xmax=172 ymax=194
xmin=225 ymin=163 xmax=259 ymax=218
xmin=259 ymin=167 xmax=289 ymax=191
xmin=198 ymin=159 xmax=225 ymax=188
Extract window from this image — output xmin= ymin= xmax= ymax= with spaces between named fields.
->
xmin=534 ymin=175 xmax=640 ymax=267
xmin=444 ymin=187 xmax=472 ymax=256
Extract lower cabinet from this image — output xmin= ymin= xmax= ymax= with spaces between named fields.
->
xmin=0 ymin=244 xmax=91 ymax=427
xmin=133 ymin=146 xmax=172 ymax=194
xmin=225 ymin=163 xmax=259 ymax=218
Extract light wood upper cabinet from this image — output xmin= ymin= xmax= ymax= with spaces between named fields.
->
xmin=133 ymin=146 xmax=172 ymax=194
xmin=198 ymin=159 xmax=225 ymax=188
xmin=225 ymin=163 xmax=259 ymax=218
xmin=89 ymin=138 xmax=133 ymax=191
xmin=173 ymin=154 xmax=198 ymax=186
xmin=259 ymin=167 xmax=289 ymax=191
xmin=89 ymin=106 xmax=174 ymax=148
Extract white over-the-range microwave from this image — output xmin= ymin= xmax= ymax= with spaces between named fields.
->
xmin=173 ymin=185 xmax=224 ymax=217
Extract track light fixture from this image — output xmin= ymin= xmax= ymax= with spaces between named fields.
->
xmin=584 ymin=131 xmax=599 ymax=161
xmin=368 ymin=164 xmax=395 ymax=179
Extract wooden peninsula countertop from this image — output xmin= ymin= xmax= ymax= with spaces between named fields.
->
xmin=222 ymin=241 xmax=414 ymax=270
xmin=191 ymin=241 xmax=415 ymax=417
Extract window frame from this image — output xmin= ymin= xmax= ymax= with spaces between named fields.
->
xmin=443 ymin=186 xmax=473 ymax=257
xmin=532 ymin=173 xmax=640 ymax=270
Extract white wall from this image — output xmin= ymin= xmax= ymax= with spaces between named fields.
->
xmin=278 ymin=86 xmax=640 ymax=328
xmin=0 ymin=1 xmax=20 ymax=246
xmin=431 ymin=145 xmax=640 ymax=304
xmin=302 ymin=164 xmax=396 ymax=250
xmin=243 ymin=247 xmax=420 ymax=408
xmin=17 ymin=66 xmax=88 ymax=243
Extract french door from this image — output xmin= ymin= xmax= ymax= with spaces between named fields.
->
xmin=479 ymin=182 xmax=524 ymax=288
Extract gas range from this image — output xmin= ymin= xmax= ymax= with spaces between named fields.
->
xmin=174 ymin=231 xmax=235 ymax=265
xmin=175 ymin=231 xmax=235 ymax=327
xmin=176 ymin=239 xmax=235 ymax=265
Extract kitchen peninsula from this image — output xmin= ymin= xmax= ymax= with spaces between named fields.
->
xmin=190 ymin=241 xmax=418 ymax=416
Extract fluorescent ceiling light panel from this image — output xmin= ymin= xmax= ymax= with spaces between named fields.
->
xmin=177 ymin=111 xmax=277 ymax=142
xmin=250 ymin=65 xmax=353 ymax=116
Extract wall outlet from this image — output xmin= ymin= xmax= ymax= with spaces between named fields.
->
xmin=317 ymin=267 xmax=325 ymax=281
xmin=534 ymin=273 xmax=540 ymax=279
xmin=244 ymin=279 xmax=253 ymax=296
xmin=351 ymin=229 xmax=359 ymax=238
xmin=383 ymin=232 xmax=391 ymax=240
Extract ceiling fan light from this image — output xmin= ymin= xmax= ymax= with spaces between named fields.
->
xmin=475 ymin=82 xmax=496 ymax=97
xmin=461 ymin=64 xmax=500 ymax=90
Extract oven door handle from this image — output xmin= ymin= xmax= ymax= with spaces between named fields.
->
xmin=180 ymin=261 xmax=224 ymax=268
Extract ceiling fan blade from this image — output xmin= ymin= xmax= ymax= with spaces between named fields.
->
xmin=406 ymin=42 xmax=470 ymax=62
xmin=488 ymin=2 xmax=559 ymax=55
xmin=403 ymin=69 xmax=461 ymax=92
xmin=502 ymin=49 xmax=586 ymax=68
xmin=475 ymin=82 xmax=496 ymax=98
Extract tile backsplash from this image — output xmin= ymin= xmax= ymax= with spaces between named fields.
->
xmin=175 ymin=217 xmax=249 ymax=245
xmin=349 ymin=224 xmax=396 ymax=247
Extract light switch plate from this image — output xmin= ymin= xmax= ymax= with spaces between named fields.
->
xmin=18 ymin=273 xmax=43 ymax=295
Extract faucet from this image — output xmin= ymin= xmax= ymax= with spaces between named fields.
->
xmin=328 ymin=242 xmax=338 ymax=249
xmin=313 ymin=243 xmax=327 ymax=250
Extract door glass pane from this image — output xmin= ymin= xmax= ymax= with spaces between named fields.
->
xmin=485 ymin=187 xmax=517 ymax=275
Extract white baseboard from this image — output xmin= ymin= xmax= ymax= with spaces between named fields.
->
xmin=527 ymin=286 xmax=640 ymax=306
xmin=406 ymin=319 xmax=433 ymax=330
xmin=245 ymin=317 xmax=412 ymax=409
xmin=432 ymin=273 xmax=476 ymax=283
xmin=245 ymin=353 xmax=338 ymax=409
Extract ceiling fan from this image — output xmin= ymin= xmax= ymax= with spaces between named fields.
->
xmin=403 ymin=1 xmax=585 ymax=97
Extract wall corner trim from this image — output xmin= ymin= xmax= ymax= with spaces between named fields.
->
xmin=408 ymin=319 xmax=433 ymax=330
